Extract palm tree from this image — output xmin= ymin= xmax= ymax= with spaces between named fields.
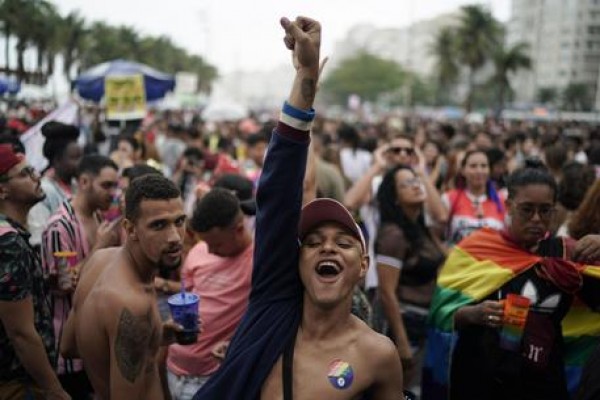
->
xmin=30 ymin=1 xmax=61 ymax=80
xmin=430 ymin=27 xmax=459 ymax=105
xmin=60 ymin=11 xmax=87 ymax=82
xmin=490 ymin=42 xmax=531 ymax=111
xmin=562 ymin=83 xmax=592 ymax=111
xmin=10 ymin=0 xmax=51 ymax=81
xmin=455 ymin=5 xmax=503 ymax=111
xmin=0 ymin=0 xmax=25 ymax=73
xmin=537 ymin=87 xmax=558 ymax=105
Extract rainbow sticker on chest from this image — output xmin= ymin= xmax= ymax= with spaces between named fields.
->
xmin=327 ymin=359 xmax=354 ymax=390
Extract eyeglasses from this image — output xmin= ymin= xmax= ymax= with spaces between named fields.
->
xmin=388 ymin=146 xmax=414 ymax=156
xmin=514 ymin=203 xmax=556 ymax=221
xmin=0 ymin=166 xmax=38 ymax=182
xmin=397 ymin=177 xmax=422 ymax=189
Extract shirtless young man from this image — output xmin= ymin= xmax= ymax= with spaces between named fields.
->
xmin=194 ymin=16 xmax=403 ymax=400
xmin=61 ymin=174 xmax=186 ymax=399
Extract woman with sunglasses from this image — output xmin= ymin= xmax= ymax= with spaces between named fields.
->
xmin=375 ymin=164 xmax=446 ymax=391
xmin=423 ymin=159 xmax=600 ymax=400
xmin=442 ymin=149 xmax=506 ymax=246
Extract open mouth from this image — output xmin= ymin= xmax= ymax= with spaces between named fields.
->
xmin=315 ymin=260 xmax=342 ymax=278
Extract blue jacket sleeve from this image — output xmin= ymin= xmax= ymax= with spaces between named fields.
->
xmin=249 ymin=122 xmax=309 ymax=303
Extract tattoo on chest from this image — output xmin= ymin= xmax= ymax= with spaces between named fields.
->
xmin=115 ymin=308 xmax=154 ymax=383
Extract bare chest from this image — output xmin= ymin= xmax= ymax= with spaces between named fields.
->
xmin=80 ymin=217 xmax=99 ymax=248
xmin=261 ymin=342 xmax=371 ymax=400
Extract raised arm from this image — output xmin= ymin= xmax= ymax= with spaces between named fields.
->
xmin=250 ymin=16 xmax=321 ymax=301
xmin=344 ymin=144 xmax=388 ymax=211
xmin=413 ymin=148 xmax=448 ymax=225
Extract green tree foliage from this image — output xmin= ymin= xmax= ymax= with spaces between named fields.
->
xmin=321 ymin=52 xmax=407 ymax=105
xmin=537 ymin=87 xmax=558 ymax=104
xmin=562 ymin=83 xmax=593 ymax=111
xmin=30 ymin=1 xmax=62 ymax=77
xmin=454 ymin=5 xmax=502 ymax=111
xmin=430 ymin=27 xmax=459 ymax=105
xmin=60 ymin=11 xmax=87 ymax=82
xmin=0 ymin=0 xmax=217 ymax=92
xmin=80 ymin=23 xmax=218 ymax=93
xmin=490 ymin=42 xmax=531 ymax=110
xmin=0 ymin=0 xmax=25 ymax=75
xmin=430 ymin=5 xmax=533 ymax=111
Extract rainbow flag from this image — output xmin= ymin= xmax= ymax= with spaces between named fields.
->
xmin=422 ymin=228 xmax=600 ymax=400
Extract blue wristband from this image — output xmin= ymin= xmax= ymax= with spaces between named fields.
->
xmin=282 ymin=101 xmax=316 ymax=122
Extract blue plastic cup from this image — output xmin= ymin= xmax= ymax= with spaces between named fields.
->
xmin=167 ymin=292 xmax=200 ymax=345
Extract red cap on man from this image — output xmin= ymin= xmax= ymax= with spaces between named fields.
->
xmin=0 ymin=144 xmax=25 ymax=177
xmin=299 ymin=198 xmax=366 ymax=252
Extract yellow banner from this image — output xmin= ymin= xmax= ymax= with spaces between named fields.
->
xmin=105 ymin=74 xmax=146 ymax=120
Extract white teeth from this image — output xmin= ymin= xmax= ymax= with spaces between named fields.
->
xmin=318 ymin=261 xmax=338 ymax=268
xmin=319 ymin=261 xmax=337 ymax=267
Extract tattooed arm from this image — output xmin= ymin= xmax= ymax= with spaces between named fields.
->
xmin=101 ymin=293 xmax=162 ymax=399
xmin=280 ymin=16 xmax=320 ymax=110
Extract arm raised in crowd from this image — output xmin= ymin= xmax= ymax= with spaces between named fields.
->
xmin=344 ymin=144 xmax=388 ymax=210
xmin=413 ymin=148 xmax=449 ymax=225
xmin=249 ymin=16 xmax=321 ymax=301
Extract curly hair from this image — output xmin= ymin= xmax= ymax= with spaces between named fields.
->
xmin=569 ymin=180 xmax=600 ymax=239
xmin=125 ymin=174 xmax=181 ymax=222
xmin=506 ymin=158 xmax=558 ymax=202
xmin=190 ymin=188 xmax=241 ymax=233
xmin=376 ymin=164 xmax=428 ymax=247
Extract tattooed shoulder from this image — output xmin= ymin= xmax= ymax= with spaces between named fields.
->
xmin=114 ymin=307 xmax=153 ymax=383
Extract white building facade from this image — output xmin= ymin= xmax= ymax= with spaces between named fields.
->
xmin=508 ymin=0 xmax=600 ymax=109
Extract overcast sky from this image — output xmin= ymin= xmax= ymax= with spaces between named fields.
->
xmin=53 ymin=0 xmax=511 ymax=74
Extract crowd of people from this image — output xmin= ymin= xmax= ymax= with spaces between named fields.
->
xmin=1 ymin=15 xmax=600 ymax=400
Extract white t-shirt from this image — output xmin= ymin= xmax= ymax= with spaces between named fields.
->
xmin=340 ymin=148 xmax=372 ymax=183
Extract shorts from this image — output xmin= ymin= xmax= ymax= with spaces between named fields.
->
xmin=167 ymin=369 xmax=210 ymax=400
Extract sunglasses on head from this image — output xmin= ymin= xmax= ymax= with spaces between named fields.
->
xmin=388 ymin=146 xmax=414 ymax=155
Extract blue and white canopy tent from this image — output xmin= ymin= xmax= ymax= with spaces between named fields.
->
xmin=0 ymin=77 xmax=21 ymax=95
xmin=73 ymin=59 xmax=175 ymax=103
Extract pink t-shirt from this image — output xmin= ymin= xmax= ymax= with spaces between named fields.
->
xmin=167 ymin=240 xmax=254 ymax=376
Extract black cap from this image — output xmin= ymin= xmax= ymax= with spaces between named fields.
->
xmin=213 ymin=173 xmax=256 ymax=216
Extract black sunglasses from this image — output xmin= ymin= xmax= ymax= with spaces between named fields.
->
xmin=388 ymin=146 xmax=414 ymax=155
xmin=0 ymin=166 xmax=38 ymax=182
xmin=514 ymin=203 xmax=556 ymax=221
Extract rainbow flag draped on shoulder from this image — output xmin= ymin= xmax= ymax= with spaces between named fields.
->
xmin=422 ymin=228 xmax=600 ymax=400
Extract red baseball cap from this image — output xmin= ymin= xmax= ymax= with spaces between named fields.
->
xmin=0 ymin=144 xmax=25 ymax=177
xmin=299 ymin=198 xmax=366 ymax=252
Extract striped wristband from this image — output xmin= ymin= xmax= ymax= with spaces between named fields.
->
xmin=280 ymin=101 xmax=315 ymax=131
